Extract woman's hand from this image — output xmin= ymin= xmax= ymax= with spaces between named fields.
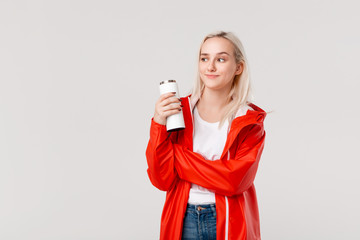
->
xmin=153 ymin=92 xmax=183 ymax=125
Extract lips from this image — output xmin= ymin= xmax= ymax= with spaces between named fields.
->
xmin=205 ymin=74 xmax=219 ymax=79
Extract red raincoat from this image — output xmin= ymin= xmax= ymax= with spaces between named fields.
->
xmin=146 ymin=94 xmax=266 ymax=240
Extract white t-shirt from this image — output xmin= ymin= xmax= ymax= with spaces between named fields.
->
xmin=187 ymin=104 xmax=252 ymax=204
xmin=187 ymin=106 xmax=229 ymax=204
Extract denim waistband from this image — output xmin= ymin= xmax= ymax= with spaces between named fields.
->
xmin=186 ymin=203 xmax=216 ymax=214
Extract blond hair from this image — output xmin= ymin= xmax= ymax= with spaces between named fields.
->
xmin=191 ymin=31 xmax=253 ymax=128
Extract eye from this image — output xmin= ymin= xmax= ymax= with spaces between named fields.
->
xmin=200 ymin=57 xmax=208 ymax=62
xmin=218 ymin=58 xmax=225 ymax=62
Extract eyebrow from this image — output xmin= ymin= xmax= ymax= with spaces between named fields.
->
xmin=200 ymin=52 xmax=230 ymax=56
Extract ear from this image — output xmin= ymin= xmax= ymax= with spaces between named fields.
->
xmin=235 ymin=62 xmax=244 ymax=75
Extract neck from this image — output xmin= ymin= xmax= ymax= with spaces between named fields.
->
xmin=199 ymin=87 xmax=231 ymax=110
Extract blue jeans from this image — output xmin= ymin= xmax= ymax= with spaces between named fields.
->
xmin=181 ymin=204 xmax=217 ymax=240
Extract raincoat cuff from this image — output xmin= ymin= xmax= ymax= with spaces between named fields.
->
xmin=150 ymin=118 xmax=169 ymax=143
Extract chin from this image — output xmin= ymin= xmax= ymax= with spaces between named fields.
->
xmin=204 ymin=85 xmax=225 ymax=91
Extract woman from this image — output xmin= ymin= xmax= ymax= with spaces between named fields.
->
xmin=146 ymin=31 xmax=267 ymax=240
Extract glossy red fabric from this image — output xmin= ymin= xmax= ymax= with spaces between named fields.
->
xmin=146 ymin=94 xmax=266 ymax=240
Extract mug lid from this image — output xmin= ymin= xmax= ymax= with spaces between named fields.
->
xmin=160 ymin=79 xmax=176 ymax=85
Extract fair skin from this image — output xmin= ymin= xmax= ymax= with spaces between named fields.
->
xmin=153 ymin=37 xmax=243 ymax=125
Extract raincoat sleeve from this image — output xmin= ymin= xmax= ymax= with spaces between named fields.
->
xmin=145 ymin=118 xmax=178 ymax=191
xmin=173 ymin=123 xmax=265 ymax=196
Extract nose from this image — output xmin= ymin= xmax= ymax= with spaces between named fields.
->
xmin=207 ymin=60 xmax=216 ymax=72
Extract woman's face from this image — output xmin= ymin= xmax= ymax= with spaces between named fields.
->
xmin=199 ymin=37 xmax=243 ymax=93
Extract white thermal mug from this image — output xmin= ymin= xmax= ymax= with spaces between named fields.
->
xmin=159 ymin=80 xmax=185 ymax=132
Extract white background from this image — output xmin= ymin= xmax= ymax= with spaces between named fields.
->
xmin=1 ymin=0 xmax=359 ymax=239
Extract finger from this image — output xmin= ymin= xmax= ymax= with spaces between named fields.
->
xmin=159 ymin=92 xmax=176 ymax=102
xmin=162 ymin=102 xmax=183 ymax=112
xmin=160 ymin=95 xmax=181 ymax=107
xmin=162 ymin=108 xmax=183 ymax=118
